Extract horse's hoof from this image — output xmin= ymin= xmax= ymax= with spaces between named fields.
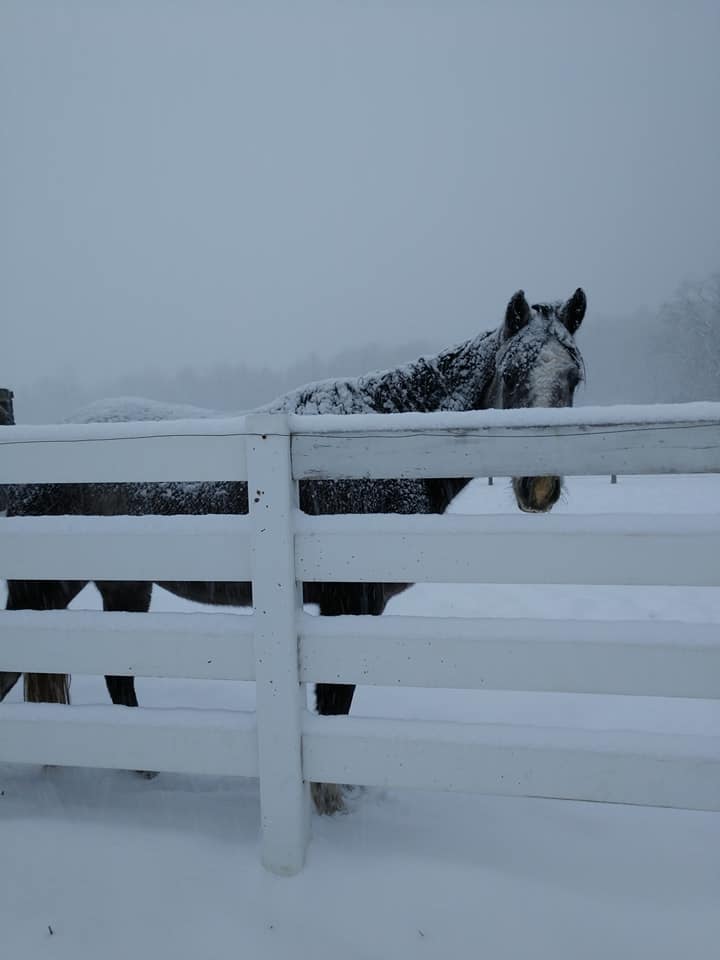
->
xmin=311 ymin=782 xmax=346 ymax=815
xmin=136 ymin=770 xmax=158 ymax=780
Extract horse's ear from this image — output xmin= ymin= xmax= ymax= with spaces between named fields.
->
xmin=561 ymin=288 xmax=586 ymax=334
xmin=504 ymin=290 xmax=530 ymax=338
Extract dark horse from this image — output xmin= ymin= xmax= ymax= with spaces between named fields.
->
xmin=0 ymin=388 xmax=13 ymax=516
xmin=1 ymin=289 xmax=586 ymax=813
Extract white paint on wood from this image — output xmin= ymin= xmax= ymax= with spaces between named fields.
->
xmin=0 ymin=703 xmax=258 ymax=776
xmin=289 ymin=402 xmax=720 ymax=434
xmin=292 ymin=416 xmax=720 ymax=479
xmin=246 ymin=413 xmax=310 ymax=876
xmin=3 ymin=405 xmax=720 ymax=872
xmin=0 ymin=515 xmax=252 ymax=581
xmin=0 ymin=610 xmax=255 ymax=680
xmin=303 ymin=714 xmax=720 ymax=812
xmin=296 ymin=514 xmax=720 ymax=586
xmin=3 ymin=404 xmax=719 ymax=484
xmin=0 ymin=422 xmax=248 ymax=483
xmin=299 ymin=614 xmax=720 ymax=698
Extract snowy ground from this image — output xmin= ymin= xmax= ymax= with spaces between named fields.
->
xmin=2 ymin=475 xmax=720 ymax=959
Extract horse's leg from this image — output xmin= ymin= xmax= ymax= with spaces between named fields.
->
xmin=315 ymin=682 xmax=355 ymax=716
xmin=95 ymin=581 xmax=153 ymax=708
xmin=96 ymin=581 xmax=156 ymax=778
xmin=6 ymin=579 xmax=86 ymax=704
xmin=314 ymin=589 xmax=359 ymax=720
xmin=0 ymin=671 xmax=21 ymax=702
xmin=310 ymin=585 xmax=386 ymax=815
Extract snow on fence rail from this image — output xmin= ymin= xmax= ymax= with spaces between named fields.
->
xmin=1 ymin=403 xmax=720 ymax=875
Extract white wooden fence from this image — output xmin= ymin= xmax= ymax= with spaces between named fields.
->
xmin=1 ymin=403 xmax=720 ymax=875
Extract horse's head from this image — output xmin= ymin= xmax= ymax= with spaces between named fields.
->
xmin=488 ymin=288 xmax=586 ymax=513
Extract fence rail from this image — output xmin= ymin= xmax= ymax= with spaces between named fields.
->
xmin=302 ymin=714 xmax=720 ymax=812
xmin=0 ymin=419 xmax=249 ymax=482
xmin=0 ymin=610 xmax=256 ymax=680
xmin=295 ymin=513 xmax=720 ymax=585
xmin=299 ymin=614 xmax=720 ymax=699
xmin=0 ymin=703 xmax=258 ymax=777
xmin=0 ymin=515 xmax=253 ymax=581
xmin=289 ymin=403 xmax=720 ymax=478
xmin=1 ymin=402 xmax=720 ymax=875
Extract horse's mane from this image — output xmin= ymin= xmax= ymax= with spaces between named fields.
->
xmin=259 ymin=330 xmax=499 ymax=417
xmin=64 ymin=329 xmax=500 ymax=426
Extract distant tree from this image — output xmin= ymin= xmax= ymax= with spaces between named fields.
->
xmin=656 ymin=272 xmax=720 ymax=401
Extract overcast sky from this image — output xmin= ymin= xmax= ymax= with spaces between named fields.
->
xmin=2 ymin=1 xmax=718 ymax=388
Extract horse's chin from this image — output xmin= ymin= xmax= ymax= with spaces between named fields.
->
xmin=512 ymin=476 xmax=562 ymax=513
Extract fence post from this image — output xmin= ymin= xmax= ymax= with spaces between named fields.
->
xmin=245 ymin=413 xmax=309 ymax=875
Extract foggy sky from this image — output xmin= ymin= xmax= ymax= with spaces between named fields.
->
xmin=2 ymin=1 xmax=719 ymax=389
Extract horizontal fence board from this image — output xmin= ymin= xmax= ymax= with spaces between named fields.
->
xmin=0 ymin=515 xmax=252 ymax=581
xmin=299 ymin=615 xmax=720 ymax=698
xmin=0 ymin=421 xmax=248 ymax=483
xmin=0 ymin=703 xmax=258 ymax=776
xmin=291 ymin=406 xmax=720 ymax=479
xmin=303 ymin=715 xmax=720 ymax=812
xmin=0 ymin=610 xmax=255 ymax=680
xmin=289 ymin=403 xmax=720 ymax=435
xmin=3 ymin=406 xmax=719 ymax=485
xmin=296 ymin=514 xmax=720 ymax=586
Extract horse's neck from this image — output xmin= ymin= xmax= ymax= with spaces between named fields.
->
xmin=434 ymin=330 xmax=499 ymax=410
xmin=361 ymin=331 xmax=499 ymax=515
xmin=356 ymin=356 xmax=449 ymax=413
xmin=360 ymin=329 xmax=499 ymax=414
xmin=424 ymin=475 xmax=473 ymax=514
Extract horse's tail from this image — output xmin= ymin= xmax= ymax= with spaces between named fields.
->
xmin=24 ymin=673 xmax=70 ymax=704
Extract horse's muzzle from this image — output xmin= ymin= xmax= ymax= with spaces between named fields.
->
xmin=512 ymin=476 xmax=562 ymax=513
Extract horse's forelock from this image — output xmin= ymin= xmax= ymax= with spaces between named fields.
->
xmin=530 ymin=301 xmax=560 ymax=320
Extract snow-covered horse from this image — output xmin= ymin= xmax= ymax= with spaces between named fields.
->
xmin=1 ymin=288 xmax=587 ymax=813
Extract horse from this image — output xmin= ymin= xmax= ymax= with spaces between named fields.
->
xmin=0 ymin=288 xmax=587 ymax=813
